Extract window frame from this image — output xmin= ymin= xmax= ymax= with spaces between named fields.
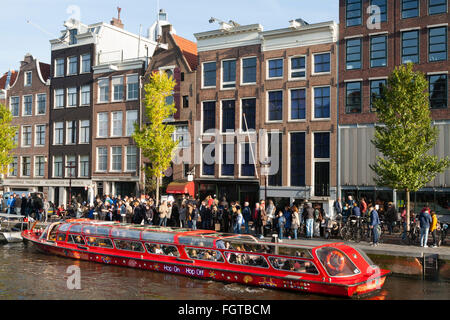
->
xmin=428 ymin=26 xmax=448 ymax=62
xmin=202 ymin=61 xmax=217 ymax=89
xmin=288 ymin=87 xmax=307 ymax=122
xmin=241 ymin=56 xmax=257 ymax=85
xmin=370 ymin=34 xmax=388 ymax=68
xmin=289 ymin=55 xmax=307 ymax=80
xmin=221 ymin=59 xmax=237 ymax=90
xmin=266 ymin=90 xmax=283 ymax=123
xmin=312 ymin=52 xmax=331 ymax=75
xmin=267 ymin=58 xmax=284 ymax=80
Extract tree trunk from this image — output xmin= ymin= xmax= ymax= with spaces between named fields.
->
xmin=406 ymin=189 xmax=410 ymax=232
xmin=156 ymin=175 xmax=160 ymax=207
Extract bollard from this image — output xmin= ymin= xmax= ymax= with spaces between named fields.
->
xmin=272 ymin=234 xmax=279 ymax=255
xmin=121 ymin=214 xmax=126 ymax=224
xmin=93 ymin=212 xmax=98 ymax=221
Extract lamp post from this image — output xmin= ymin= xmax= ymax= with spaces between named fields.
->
xmin=260 ymin=159 xmax=270 ymax=204
xmin=65 ymin=161 xmax=76 ymax=207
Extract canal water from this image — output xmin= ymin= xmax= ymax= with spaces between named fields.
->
xmin=0 ymin=242 xmax=448 ymax=300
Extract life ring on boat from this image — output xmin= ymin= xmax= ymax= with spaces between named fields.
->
xmin=325 ymin=250 xmax=345 ymax=273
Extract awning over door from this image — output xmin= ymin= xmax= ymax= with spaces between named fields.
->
xmin=166 ymin=181 xmax=195 ymax=197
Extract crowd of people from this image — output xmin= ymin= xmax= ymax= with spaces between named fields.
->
xmin=1 ymin=191 xmax=445 ymax=249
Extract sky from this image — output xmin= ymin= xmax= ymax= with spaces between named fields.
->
xmin=0 ymin=0 xmax=339 ymax=72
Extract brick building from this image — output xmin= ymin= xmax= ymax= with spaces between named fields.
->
xmin=0 ymin=71 xmax=18 ymax=107
xmin=194 ymin=19 xmax=338 ymax=210
xmin=3 ymin=54 xmax=50 ymax=195
xmin=338 ymin=0 xmax=450 ymax=214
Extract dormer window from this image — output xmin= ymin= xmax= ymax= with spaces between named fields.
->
xmin=24 ymin=71 xmax=32 ymax=86
xmin=69 ymin=29 xmax=78 ymax=45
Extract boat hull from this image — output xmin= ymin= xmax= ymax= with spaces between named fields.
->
xmin=26 ymin=235 xmax=388 ymax=298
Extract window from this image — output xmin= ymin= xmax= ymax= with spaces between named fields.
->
xmin=114 ymin=240 xmax=144 ymax=253
xmin=370 ymin=35 xmax=387 ymax=67
xmin=98 ymin=113 xmax=108 ymax=138
xmin=67 ymin=87 xmax=77 ymax=107
xmin=290 ymin=56 xmax=306 ymax=79
xmin=182 ymin=95 xmax=189 ymax=108
xmin=225 ymin=252 xmax=268 ymax=268
xmin=22 ymin=126 xmax=32 ymax=147
xmin=173 ymin=126 xmax=189 ymax=149
xmin=111 ymin=111 xmax=123 ymax=137
xmin=221 ymin=144 xmax=234 ymax=177
xmin=290 ymin=89 xmax=306 ymax=120
xmin=242 ymin=57 xmax=257 ymax=84
xmin=268 ymin=132 xmax=282 ymax=186
xmin=55 ymin=58 xmax=64 ymax=77
xmin=370 ymin=0 xmax=387 ymax=22
xmin=10 ymin=97 xmax=19 ymax=117
xmin=24 ymin=71 xmax=32 ymax=86
xmin=66 ymin=156 xmax=76 ymax=177
xmin=36 ymin=94 xmax=46 ymax=115
xmin=268 ymin=91 xmax=283 ymax=122
xmin=314 ymin=133 xmax=330 ymax=158
xmin=54 ymin=122 xmax=64 ymax=145
xmin=402 ymin=30 xmax=419 ymax=64
xmin=345 ymin=82 xmax=362 ymax=113
xmin=112 ymin=77 xmax=124 ymax=101
xmin=111 ymin=146 xmax=122 ymax=172
xmin=127 ymin=74 xmax=139 ymax=100
xmin=13 ymin=129 xmax=19 ymax=146
xmin=401 ymin=0 xmax=419 ymax=19
xmin=314 ymin=87 xmax=331 ymax=118
xmin=126 ymin=110 xmax=138 ymax=136
xmin=97 ymin=147 xmax=107 ymax=172
xmin=428 ymin=27 xmax=447 ymax=62
xmin=221 ymin=100 xmax=235 ymax=133
xmin=202 ymin=144 xmax=215 ymax=176
xmin=241 ymin=98 xmax=256 ymax=132
xmin=22 ymin=157 xmax=31 ymax=177
xmin=34 ymin=156 xmax=45 ymax=177
xmin=55 ymin=89 xmax=64 ymax=108
xmin=429 ymin=0 xmax=447 ymax=15
xmin=69 ymin=29 xmax=78 ymax=45
xmin=68 ymin=235 xmax=85 ymax=245
xmin=429 ymin=74 xmax=448 ymax=109
xmin=9 ymin=157 xmax=18 ymax=177
xmin=79 ymin=120 xmax=90 ymax=144
xmin=79 ymin=155 xmax=89 ymax=177
xmin=268 ymin=257 xmax=319 ymax=274
xmin=370 ymin=79 xmax=387 ymax=111
xmin=145 ymin=243 xmax=179 ymax=256
xmin=66 ymin=120 xmax=77 ymax=145
xmin=202 ymin=101 xmax=216 ymax=133
xmin=186 ymin=248 xmax=224 ymax=262
xmin=314 ymin=53 xmax=331 ymax=73
xmin=35 ymin=125 xmax=46 ymax=146
xmin=241 ymin=143 xmax=255 ymax=177
xmin=80 ymin=85 xmax=91 ymax=106
xmin=222 ymin=60 xmax=236 ymax=89
xmin=68 ymin=56 xmax=78 ymax=75
xmin=203 ymin=62 xmax=216 ymax=88
xmin=86 ymin=237 xmax=114 ymax=249
xmin=346 ymin=0 xmax=362 ymax=27
xmin=126 ymin=146 xmax=137 ymax=171
xmin=53 ymin=156 xmax=63 ymax=178
xmin=346 ymin=38 xmax=362 ymax=70
xmin=290 ymin=132 xmax=306 ymax=187
xmin=98 ymin=78 xmax=109 ymax=102
xmin=268 ymin=59 xmax=283 ymax=78
xmin=81 ymin=54 xmax=91 ymax=73
xmin=23 ymin=95 xmax=32 ymax=116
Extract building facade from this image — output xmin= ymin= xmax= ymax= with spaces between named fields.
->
xmin=3 ymin=54 xmax=50 ymax=195
xmin=338 ymin=0 xmax=450 ymax=215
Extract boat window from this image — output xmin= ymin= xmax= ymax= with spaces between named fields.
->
xmin=113 ymin=240 xmax=145 ymax=253
xmin=185 ymin=247 xmax=224 ymax=263
xmin=278 ymin=246 xmax=313 ymax=259
xmin=178 ymin=236 xmax=214 ymax=248
xmin=355 ymin=248 xmax=376 ymax=268
xmin=228 ymin=241 xmax=275 ymax=254
xmin=48 ymin=225 xmax=60 ymax=242
xmin=141 ymin=231 xmax=175 ymax=243
xmin=86 ymin=237 xmax=114 ymax=249
xmin=82 ymin=225 xmax=111 ymax=237
xmin=268 ymin=257 xmax=319 ymax=275
xmin=111 ymin=228 xmax=142 ymax=240
xmin=316 ymin=247 xmax=361 ymax=277
xmin=69 ymin=224 xmax=82 ymax=233
xmin=68 ymin=234 xmax=86 ymax=245
xmin=57 ymin=233 xmax=67 ymax=242
xmin=224 ymin=252 xmax=269 ymax=268
xmin=58 ymin=224 xmax=72 ymax=232
xmin=145 ymin=243 xmax=180 ymax=257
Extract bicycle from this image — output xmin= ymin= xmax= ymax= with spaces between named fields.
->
xmin=407 ymin=222 xmax=420 ymax=246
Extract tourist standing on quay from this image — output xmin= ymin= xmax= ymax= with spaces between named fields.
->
xmin=369 ymin=205 xmax=380 ymax=247
xmin=419 ymin=208 xmax=432 ymax=248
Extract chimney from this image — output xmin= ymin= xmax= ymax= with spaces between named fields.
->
xmin=161 ymin=24 xmax=172 ymax=44
xmin=111 ymin=7 xmax=124 ymax=29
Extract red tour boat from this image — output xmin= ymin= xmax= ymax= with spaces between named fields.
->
xmin=22 ymin=220 xmax=390 ymax=298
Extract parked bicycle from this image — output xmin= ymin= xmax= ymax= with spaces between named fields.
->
xmin=340 ymin=215 xmax=365 ymax=243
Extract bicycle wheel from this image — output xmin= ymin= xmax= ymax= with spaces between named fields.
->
xmin=340 ymin=226 xmax=350 ymax=241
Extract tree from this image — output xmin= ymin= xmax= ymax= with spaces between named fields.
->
xmin=0 ymin=104 xmax=18 ymax=177
xmin=370 ymin=63 xmax=450 ymax=231
xmin=133 ymin=71 xmax=178 ymax=206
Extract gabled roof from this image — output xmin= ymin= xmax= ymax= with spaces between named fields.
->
xmin=172 ymin=34 xmax=198 ymax=71
xmin=0 ymin=71 xmax=18 ymax=90
xmin=38 ymin=62 xmax=51 ymax=82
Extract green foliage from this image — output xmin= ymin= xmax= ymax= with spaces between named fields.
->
xmin=0 ymin=104 xmax=17 ymax=176
xmin=132 ymin=72 xmax=179 ymax=199
xmin=370 ymin=63 xmax=450 ymax=192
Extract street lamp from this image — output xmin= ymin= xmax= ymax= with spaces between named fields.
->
xmin=65 ymin=161 xmax=76 ymax=207
xmin=260 ymin=159 xmax=270 ymax=204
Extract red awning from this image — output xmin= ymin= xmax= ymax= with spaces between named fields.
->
xmin=166 ymin=181 xmax=195 ymax=197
